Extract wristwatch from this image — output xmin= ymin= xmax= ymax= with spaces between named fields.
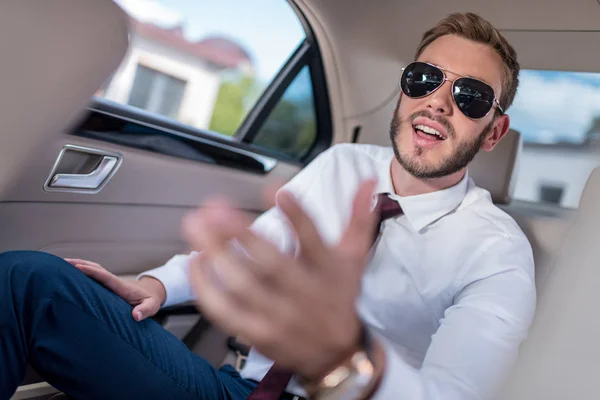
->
xmin=304 ymin=325 xmax=383 ymax=400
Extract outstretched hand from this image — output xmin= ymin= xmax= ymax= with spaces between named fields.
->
xmin=182 ymin=180 xmax=378 ymax=380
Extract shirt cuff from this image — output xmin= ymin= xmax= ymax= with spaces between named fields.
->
xmin=137 ymin=253 xmax=196 ymax=308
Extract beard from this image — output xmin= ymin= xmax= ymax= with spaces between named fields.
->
xmin=389 ymin=99 xmax=494 ymax=179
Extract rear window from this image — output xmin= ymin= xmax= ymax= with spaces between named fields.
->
xmin=94 ymin=0 xmax=326 ymax=160
xmin=508 ymin=70 xmax=600 ymax=208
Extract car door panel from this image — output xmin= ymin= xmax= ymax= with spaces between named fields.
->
xmin=0 ymin=135 xmax=300 ymax=275
xmin=4 ymin=133 xmax=300 ymax=208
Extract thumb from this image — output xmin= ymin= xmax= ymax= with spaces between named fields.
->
xmin=338 ymin=179 xmax=378 ymax=261
xmin=132 ymin=298 xmax=157 ymax=322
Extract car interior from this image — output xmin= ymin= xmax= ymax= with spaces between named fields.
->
xmin=6 ymin=0 xmax=600 ymax=399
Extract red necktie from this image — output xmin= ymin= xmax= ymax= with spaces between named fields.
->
xmin=246 ymin=193 xmax=402 ymax=400
xmin=372 ymin=193 xmax=404 ymax=243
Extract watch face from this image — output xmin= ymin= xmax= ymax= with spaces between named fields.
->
xmin=313 ymin=351 xmax=374 ymax=400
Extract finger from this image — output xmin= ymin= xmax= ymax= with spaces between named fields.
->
xmin=210 ymin=249 xmax=278 ymax=311
xmin=183 ymin=202 xmax=258 ymax=290
xmin=233 ymin=229 xmax=304 ymax=291
xmin=276 ymin=190 xmax=327 ymax=266
xmin=338 ymin=179 xmax=378 ymax=261
xmin=187 ymin=201 xmax=304 ymax=295
xmin=188 ymin=254 xmax=265 ymax=337
xmin=201 ymin=225 xmax=284 ymax=312
xmin=181 ymin=198 xmax=251 ymax=255
xmin=65 ymin=259 xmax=103 ymax=270
xmin=74 ymin=263 xmax=125 ymax=295
xmin=132 ymin=298 xmax=158 ymax=322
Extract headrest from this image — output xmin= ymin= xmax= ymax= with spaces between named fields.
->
xmin=469 ymin=129 xmax=522 ymax=204
xmin=0 ymin=0 xmax=129 ymax=197
xmin=578 ymin=168 xmax=600 ymax=212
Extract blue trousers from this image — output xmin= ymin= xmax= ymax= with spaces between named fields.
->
xmin=0 ymin=251 xmax=258 ymax=400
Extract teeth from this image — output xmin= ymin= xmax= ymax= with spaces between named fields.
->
xmin=414 ymin=124 xmax=444 ymax=139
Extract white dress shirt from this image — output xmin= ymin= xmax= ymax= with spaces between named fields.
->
xmin=141 ymin=143 xmax=536 ymax=399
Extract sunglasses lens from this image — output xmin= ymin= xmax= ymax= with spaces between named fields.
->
xmin=453 ymin=78 xmax=495 ymax=119
xmin=401 ymin=62 xmax=444 ymax=98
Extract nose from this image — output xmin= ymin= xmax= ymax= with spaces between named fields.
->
xmin=425 ymin=80 xmax=453 ymax=116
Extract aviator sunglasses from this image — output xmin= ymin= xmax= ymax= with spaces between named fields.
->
xmin=400 ymin=61 xmax=504 ymax=119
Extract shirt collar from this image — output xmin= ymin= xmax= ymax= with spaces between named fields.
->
xmin=374 ymin=158 xmax=469 ymax=232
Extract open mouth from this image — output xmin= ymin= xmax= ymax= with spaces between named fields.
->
xmin=413 ymin=124 xmax=446 ymax=141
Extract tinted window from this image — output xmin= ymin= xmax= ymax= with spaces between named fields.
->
xmin=253 ymin=66 xmax=317 ymax=158
xmin=507 ymin=70 xmax=600 ymax=208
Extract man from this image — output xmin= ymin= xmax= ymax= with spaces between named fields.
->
xmin=0 ymin=12 xmax=535 ymax=400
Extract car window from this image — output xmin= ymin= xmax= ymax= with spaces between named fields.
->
xmin=252 ymin=66 xmax=316 ymax=158
xmin=508 ymin=69 xmax=600 ymax=208
xmin=99 ymin=0 xmax=309 ymax=141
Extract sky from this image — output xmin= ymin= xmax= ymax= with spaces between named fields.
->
xmin=114 ymin=0 xmax=305 ymax=82
xmin=507 ymin=69 xmax=600 ymax=144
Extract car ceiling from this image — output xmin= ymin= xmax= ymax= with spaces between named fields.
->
xmin=293 ymin=0 xmax=600 ymax=144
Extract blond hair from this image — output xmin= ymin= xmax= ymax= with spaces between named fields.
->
xmin=416 ymin=12 xmax=519 ymax=112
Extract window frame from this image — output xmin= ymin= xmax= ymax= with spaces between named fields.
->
xmin=82 ymin=0 xmax=332 ymax=167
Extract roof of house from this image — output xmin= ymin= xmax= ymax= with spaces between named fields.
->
xmin=131 ymin=19 xmax=253 ymax=70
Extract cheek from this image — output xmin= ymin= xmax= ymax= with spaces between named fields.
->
xmin=397 ymin=96 xmax=418 ymax=117
xmin=452 ymin=119 xmax=485 ymax=142
xmin=455 ymin=118 xmax=487 ymax=142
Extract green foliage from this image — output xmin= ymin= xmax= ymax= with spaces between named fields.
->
xmin=209 ymin=74 xmax=258 ymax=136
xmin=252 ymin=66 xmax=317 ymax=158
xmin=209 ymin=67 xmax=317 ymax=158
xmin=253 ymin=96 xmax=316 ymax=158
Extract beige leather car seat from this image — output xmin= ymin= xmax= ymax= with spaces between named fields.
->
xmin=470 ymin=128 xmax=573 ymax=296
xmin=497 ymin=167 xmax=600 ymax=399
xmin=469 ymin=128 xmax=521 ymax=205
xmin=6 ymin=0 xmax=129 ymax=399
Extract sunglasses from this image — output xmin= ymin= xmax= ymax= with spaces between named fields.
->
xmin=400 ymin=61 xmax=504 ymax=119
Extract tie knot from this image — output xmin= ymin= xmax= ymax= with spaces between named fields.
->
xmin=376 ymin=193 xmax=403 ymax=222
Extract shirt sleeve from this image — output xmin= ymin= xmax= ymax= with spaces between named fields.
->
xmin=371 ymin=236 xmax=537 ymax=400
xmin=137 ymin=253 xmax=198 ymax=307
xmin=138 ymin=145 xmax=337 ymax=308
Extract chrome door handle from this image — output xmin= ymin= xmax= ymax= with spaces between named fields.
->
xmin=50 ymin=155 xmax=118 ymax=189
xmin=44 ymin=144 xmax=122 ymax=193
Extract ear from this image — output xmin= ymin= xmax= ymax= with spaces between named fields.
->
xmin=481 ymin=114 xmax=510 ymax=152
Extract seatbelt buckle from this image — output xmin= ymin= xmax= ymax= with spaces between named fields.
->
xmin=227 ymin=336 xmax=250 ymax=371
xmin=234 ymin=350 xmax=247 ymax=371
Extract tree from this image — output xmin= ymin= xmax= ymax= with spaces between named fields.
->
xmin=209 ymin=74 xmax=258 ymax=136
xmin=253 ymin=97 xmax=316 ymax=158
xmin=210 ymin=69 xmax=317 ymax=158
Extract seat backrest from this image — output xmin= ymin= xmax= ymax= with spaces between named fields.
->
xmin=5 ymin=2 xmax=129 ymax=399
xmin=0 ymin=0 xmax=129 ymax=199
xmin=469 ymin=129 xmax=521 ymax=204
xmin=497 ymin=168 xmax=600 ymax=399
